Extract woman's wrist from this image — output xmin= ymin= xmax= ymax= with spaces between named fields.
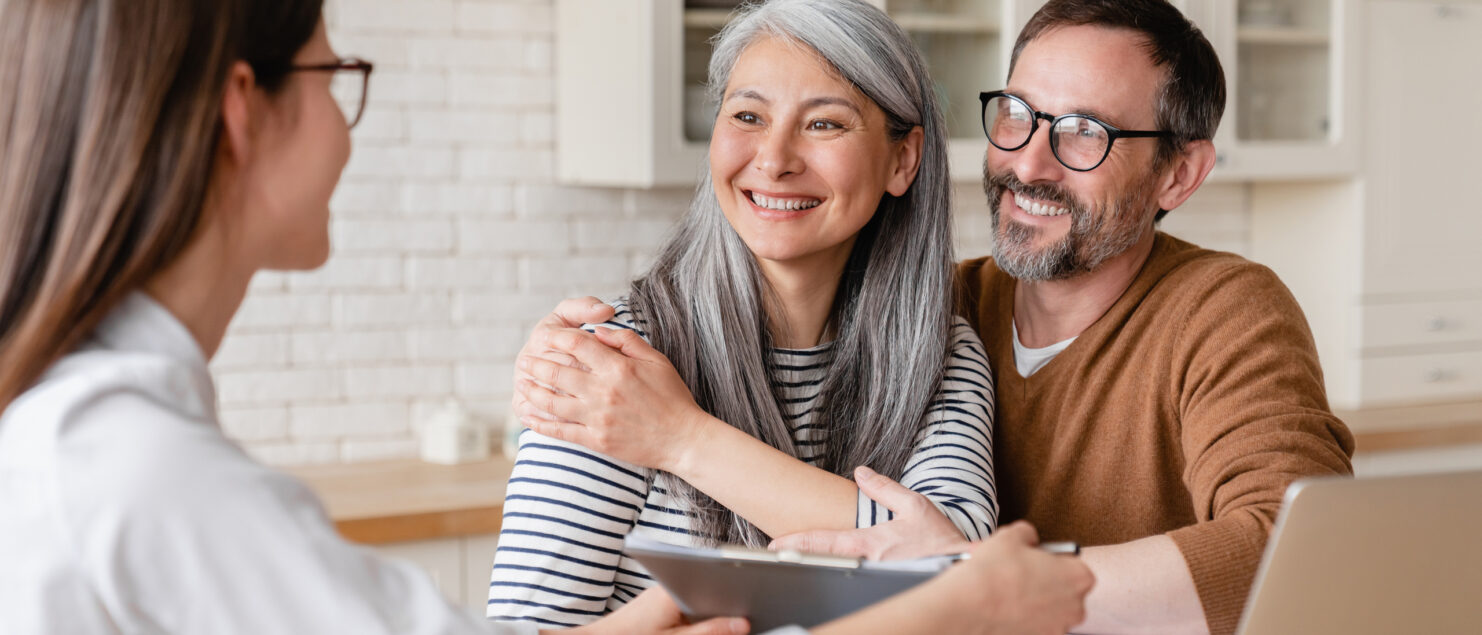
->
xmin=664 ymin=408 xmax=724 ymax=478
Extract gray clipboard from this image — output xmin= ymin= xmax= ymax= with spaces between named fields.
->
xmin=623 ymin=533 xmax=946 ymax=632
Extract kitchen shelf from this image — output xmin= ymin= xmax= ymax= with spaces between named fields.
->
xmin=893 ymin=12 xmax=1000 ymax=34
xmin=683 ymin=8 xmax=734 ymax=29
xmin=1237 ymin=26 xmax=1330 ymax=46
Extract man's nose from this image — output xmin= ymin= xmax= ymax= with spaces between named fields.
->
xmin=1008 ymin=124 xmax=1066 ymax=185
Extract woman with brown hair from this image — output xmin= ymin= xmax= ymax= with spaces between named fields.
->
xmin=0 ymin=0 xmax=743 ymax=633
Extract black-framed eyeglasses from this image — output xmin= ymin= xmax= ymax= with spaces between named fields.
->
xmin=290 ymin=58 xmax=375 ymax=129
xmin=979 ymin=90 xmax=1172 ymax=172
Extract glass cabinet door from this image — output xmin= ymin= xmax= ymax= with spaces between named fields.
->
xmin=884 ymin=0 xmax=1005 ymax=141
xmin=680 ymin=0 xmax=740 ymax=143
xmin=1234 ymin=0 xmax=1333 ymax=143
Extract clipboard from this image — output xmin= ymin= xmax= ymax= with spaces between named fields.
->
xmin=623 ymin=533 xmax=948 ymax=632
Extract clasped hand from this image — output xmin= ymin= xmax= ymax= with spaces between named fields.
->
xmin=513 ymin=300 xmax=713 ymax=473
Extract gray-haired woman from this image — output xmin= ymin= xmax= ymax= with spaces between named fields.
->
xmin=490 ymin=0 xmax=997 ymax=626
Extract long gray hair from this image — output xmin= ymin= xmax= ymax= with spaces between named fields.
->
xmin=630 ymin=0 xmax=954 ymax=547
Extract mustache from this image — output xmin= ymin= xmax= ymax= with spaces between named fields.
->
xmin=984 ymin=169 xmax=1079 ymax=211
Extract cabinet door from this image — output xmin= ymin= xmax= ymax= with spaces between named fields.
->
xmin=1362 ymin=1 xmax=1482 ymax=297
xmin=1204 ymin=0 xmax=1362 ymax=180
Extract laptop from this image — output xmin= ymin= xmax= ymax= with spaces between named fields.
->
xmin=1237 ymin=469 xmax=1482 ymax=634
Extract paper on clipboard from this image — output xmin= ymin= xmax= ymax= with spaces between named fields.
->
xmin=623 ymin=533 xmax=949 ymax=632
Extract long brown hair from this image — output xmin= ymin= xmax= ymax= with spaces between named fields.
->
xmin=0 ymin=0 xmax=322 ymax=409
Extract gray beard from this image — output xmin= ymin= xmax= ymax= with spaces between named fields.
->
xmin=984 ymin=169 xmax=1155 ymax=282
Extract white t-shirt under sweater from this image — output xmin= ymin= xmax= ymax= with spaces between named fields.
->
xmin=1012 ymin=320 xmax=1076 ymax=378
xmin=488 ymin=299 xmax=998 ymax=629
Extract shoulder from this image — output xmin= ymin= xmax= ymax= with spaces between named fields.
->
xmin=946 ymin=316 xmax=991 ymax=368
xmin=1149 ymin=238 xmax=1303 ymax=325
xmin=5 ymin=350 xmax=312 ymax=547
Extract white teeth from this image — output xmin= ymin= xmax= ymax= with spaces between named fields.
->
xmin=1013 ymin=192 xmax=1069 ymax=217
xmin=750 ymin=192 xmax=822 ymax=211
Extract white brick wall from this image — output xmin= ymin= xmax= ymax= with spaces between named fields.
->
xmin=218 ymin=0 xmax=1251 ymax=466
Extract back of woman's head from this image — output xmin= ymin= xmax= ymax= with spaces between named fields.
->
xmin=635 ymin=0 xmax=955 ymax=546
xmin=0 ymin=0 xmax=323 ymax=408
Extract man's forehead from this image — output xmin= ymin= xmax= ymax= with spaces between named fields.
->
xmin=1007 ymin=25 xmax=1164 ymax=126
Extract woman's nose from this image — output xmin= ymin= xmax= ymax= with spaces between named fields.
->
xmin=753 ymin=127 xmax=805 ymax=180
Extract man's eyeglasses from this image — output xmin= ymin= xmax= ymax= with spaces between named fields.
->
xmin=979 ymin=91 xmax=1172 ymax=172
xmin=290 ymin=58 xmax=375 ymax=129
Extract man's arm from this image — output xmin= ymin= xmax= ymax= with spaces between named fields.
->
xmin=1074 ymin=537 xmax=1206 ymax=635
xmin=1159 ymin=262 xmax=1354 ymax=634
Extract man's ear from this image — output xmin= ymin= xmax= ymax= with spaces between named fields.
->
xmin=218 ymin=61 xmax=258 ymax=167
xmin=1155 ymin=138 xmax=1217 ymax=213
xmin=886 ymin=125 xmax=925 ymax=198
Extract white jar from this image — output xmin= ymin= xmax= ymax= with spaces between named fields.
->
xmin=419 ymin=400 xmax=490 ymax=465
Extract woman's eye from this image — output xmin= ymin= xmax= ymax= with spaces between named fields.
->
xmin=808 ymin=120 xmax=842 ymax=131
xmin=733 ymin=112 xmax=761 ymax=125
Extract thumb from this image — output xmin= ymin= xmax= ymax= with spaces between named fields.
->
xmin=994 ymin=520 xmax=1041 ymax=547
xmin=551 ymin=296 xmax=614 ymax=329
xmin=854 ymin=466 xmax=928 ymax=516
xmin=665 ymin=617 xmax=750 ymax=635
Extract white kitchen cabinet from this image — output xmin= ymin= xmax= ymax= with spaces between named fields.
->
xmin=555 ymin=0 xmax=1042 ymax=186
xmin=1169 ymin=0 xmax=1364 ymax=181
xmin=375 ymin=534 xmax=501 ymax=615
xmin=1250 ymin=0 xmax=1482 ymax=413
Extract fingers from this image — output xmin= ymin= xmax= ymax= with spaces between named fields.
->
xmin=592 ymin=326 xmax=662 ymax=361
xmin=769 ymin=530 xmax=870 ymax=557
xmin=519 ymin=354 xmax=594 ymax=396
xmin=522 ymin=415 xmax=591 ymax=447
xmin=854 ymin=466 xmax=933 ymax=517
xmin=667 ymin=617 xmax=750 ymax=635
xmin=549 ymin=296 xmax=614 ymax=329
xmin=543 ymin=327 xmax=629 ymax=372
xmin=516 ymin=378 xmax=589 ymax=424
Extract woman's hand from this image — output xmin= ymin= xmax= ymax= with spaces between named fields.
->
xmin=516 ymin=325 xmax=716 ymax=473
xmin=769 ymin=466 xmax=969 ymax=561
xmin=559 ymin=588 xmax=748 ymax=635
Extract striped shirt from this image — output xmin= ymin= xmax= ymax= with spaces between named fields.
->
xmin=488 ymin=300 xmax=996 ymax=628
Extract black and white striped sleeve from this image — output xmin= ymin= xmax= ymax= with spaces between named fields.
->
xmin=486 ymin=430 xmax=653 ymax=628
xmin=856 ymin=317 xmax=998 ymax=539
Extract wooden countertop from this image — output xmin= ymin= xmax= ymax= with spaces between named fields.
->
xmin=288 ymin=457 xmax=514 ymax=545
xmin=284 ymin=401 xmax=1482 ymax=546
xmin=1342 ymin=400 xmax=1482 ymax=452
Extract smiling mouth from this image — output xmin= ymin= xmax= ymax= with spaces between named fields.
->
xmin=748 ymin=190 xmax=823 ymax=211
xmin=1013 ymin=191 xmax=1070 ymax=217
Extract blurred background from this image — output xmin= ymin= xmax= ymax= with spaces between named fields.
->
xmin=233 ymin=0 xmax=1479 ymax=612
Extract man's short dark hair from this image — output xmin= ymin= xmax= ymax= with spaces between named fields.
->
xmin=1009 ymin=0 xmax=1225 ymax=220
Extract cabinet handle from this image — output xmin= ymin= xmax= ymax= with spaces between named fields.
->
xmin=1424 ymin=369 xmax=1453 ymax=383
xmin=1426 ymin=317 xmax=1449 ymax=332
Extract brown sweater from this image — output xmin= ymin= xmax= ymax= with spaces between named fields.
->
xmin=955 ymin=233 xmax=1354 ymax=635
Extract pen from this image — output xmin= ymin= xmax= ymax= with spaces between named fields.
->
xmin=945 ymin=541 xmax=1081 ymax=562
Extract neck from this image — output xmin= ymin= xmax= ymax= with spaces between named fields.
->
xmin=142 ymin=204 xmax=254 ymax=360
xmin=757 ymin=245 xmax=854 ymax=349
xmin=1013 ymin=229 xmax=1158 ymax=348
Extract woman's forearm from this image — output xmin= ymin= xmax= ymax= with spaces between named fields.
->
xmin=669 ymin=417 xmax=859 ymax=538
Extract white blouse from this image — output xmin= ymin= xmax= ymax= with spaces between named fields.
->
xmin=0 ymin=292 xmax=530 ymax=635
